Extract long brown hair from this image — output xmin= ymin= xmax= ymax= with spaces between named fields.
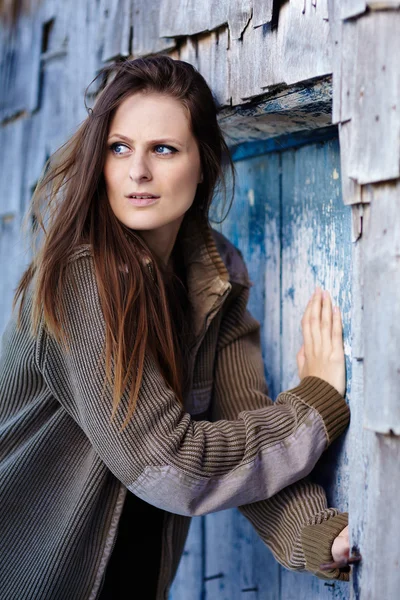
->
xmin=15 ymin=55 xmax=234 ymax=428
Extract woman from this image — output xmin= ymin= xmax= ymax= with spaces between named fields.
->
xmin=0 ymin=56 xmax=351 ymax=599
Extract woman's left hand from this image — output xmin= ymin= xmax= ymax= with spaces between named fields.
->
xmin=331 ymin=525 xmax=350 ymax=562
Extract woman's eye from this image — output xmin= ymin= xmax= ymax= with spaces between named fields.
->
xmin=154 ymin=144 xmax=177 ymax=156
xmin=110 ymin=142 xmax=130 ymax=155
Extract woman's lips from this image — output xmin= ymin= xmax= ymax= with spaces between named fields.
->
xmin=127 ymin=196 xmax=160 ymax=207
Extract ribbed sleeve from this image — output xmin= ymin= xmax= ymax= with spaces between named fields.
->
xmin=301 ymin=512 xmax=349 ymax=580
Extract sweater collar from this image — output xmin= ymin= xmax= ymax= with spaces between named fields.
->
xmin=177 ymin=213 xmax=232 ymax=341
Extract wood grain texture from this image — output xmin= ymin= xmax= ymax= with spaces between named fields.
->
xmin=131 ymin=0 xmax=176 ymax=57
xmin=358 ymin=433 xmax=400 ymax=599
xmin=169 ymin=517 xmax=203 ymax=600
xmin=347 ymin=11 xmax=400 ymax=184
xmin=252 ymin=0 xmax=274 ymax=27
xmin=0 ymin=7 xmax=42 ymax=122
xmin=101 ymin=0 xmax=131 ymax=61
xmin=337 ymin=121 xmax=362 ymax=206
xmin=219 ymin=79 xmax=333 ymax=145
xmin=340 ymin=0 xmax=366 ymax=20
xmin=159 ymin=0 xmax=252 ymax=40
xmin=362 ymin=182 xmax=400 ymax=434
xmin=196 ymin=28 xmax=230 ymax=107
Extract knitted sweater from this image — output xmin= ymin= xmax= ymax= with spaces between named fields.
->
xmin=0 ymin=216 xmax=350 ymax=599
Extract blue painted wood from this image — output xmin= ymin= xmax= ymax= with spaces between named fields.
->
xmin=171 ymin=136 xmax=352 ymax=600
xmin=168 ymin=517 xmax=203 ymax=600
xmin=279 ymin=139 xmax=351 ymax=599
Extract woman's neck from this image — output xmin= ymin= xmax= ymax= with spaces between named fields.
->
xmin=138 ymin=217 xmax=184 ymax=266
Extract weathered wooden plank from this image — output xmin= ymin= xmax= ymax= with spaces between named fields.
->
xmin=169 ymin=517 xmax=203 ymax=600
xmin=101 ymin=0 xmax=131 ymax=61
xmin=260 ymin=153 xmax=282 ymax=403
xmin=174 ymin=36 xmax=199 ymax=70
xmin=348 ymin=11 xmax=400 ymax=184
xmin=326 ymin=0 xmax=343 ymax=124
xmin=0 ymin=7 xmax=42 ymax=122
xmin=227 ymin=0 xmax=252 ymax=40
xmin=345 ymin=227 xmax=370 ymax=600
xmin=229 ymin=22 xmax=271 ymax=104
xmin=362 ymin=181 xmax=400 ymax=434
xmin=159 ymin=0 xmax=226 ymax=37
xmin=339 ymin=19 xmax=358 ymax=123
xmin=131 ymin=0 xmax=176 ymax=57
xmin=280 ymin=0 xmax=332 ymax=86
xmin=229 ymin=0 xmax=333 ymax=105
xmin=203 ymin=509 xmax=237 ymax=599
xmin=358 ymin=433 xmax=400 ymax=599
xmin=159 ymin=0 xmax=252 ymax=40
xmin=338 ymin=121 xmax=362 ymax=206
xmin=219 ymin=79 xmax=333 ymax=145
xmin=280 ymin=139 xmax=352 ymax=599
xmin=0 ymin=214 xmax=30 ymax=337
xmin=340 ymin=0 xmax=367 ymax=20
xmin=0 ymin=120 xmax=25 ymax=216
xmin=197 ymin=28 xmax=230 ymax=107
xmin=252 ymin=0 xmax=273 ymax=27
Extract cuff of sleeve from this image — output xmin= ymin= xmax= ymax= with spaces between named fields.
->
xmin=301 ymin=512 xmax=350 ymax=581
xmin=284 ymin=376 xmax=350 ymax=446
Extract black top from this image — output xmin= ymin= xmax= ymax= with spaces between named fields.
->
xmin=98 ymin=490 xmax=165 ymax=599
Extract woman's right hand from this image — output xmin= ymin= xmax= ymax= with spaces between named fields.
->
xmin=296 ymin=286 xmax=346 ymax=397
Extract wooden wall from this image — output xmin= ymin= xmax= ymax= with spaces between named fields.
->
xmin=1 ymin=1 xmax=399 ymax=598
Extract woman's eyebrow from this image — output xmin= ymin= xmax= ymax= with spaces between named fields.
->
xmin=107 ymin=133 xmax=184 ymax=146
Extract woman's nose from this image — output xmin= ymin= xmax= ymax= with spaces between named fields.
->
xmin=128 ymin=153 xmax=152 ymax=182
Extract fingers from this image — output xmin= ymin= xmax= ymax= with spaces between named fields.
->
xmin=302 ymin=287 xmax=341 ymax=356
xmin=321 ymin=290 xmax=333 ymax=351
xmin=310 ymin=288 xmax=322 ymax=351
xmin=301 ymin=295 xmax=314 ymax=357
xmin=332 ymin=302 xmax=344 ymax=354
xmin=302 ymin=287 xmax=323 ymax=356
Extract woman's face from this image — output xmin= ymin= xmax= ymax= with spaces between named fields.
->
xmin=103 ymin=92 xmax=203 ymax=237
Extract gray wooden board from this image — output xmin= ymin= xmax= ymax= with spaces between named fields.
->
xmin=252 ymin=0 xmax=274 ymax=28
xmin=159 ymin=0 xmax=252 ymax=40
xmin=197 ymin=28 xmax=230 ymax=107
xmin=346 ymin=235 xmax=369 ymax=600
xmin=337 ymin=121 xmax=362 ymax=206
xmin=131 ymin=0 xmax=176 ymax=57
xmin=280 ymin=0 xmax=332 ymax=86
xmin=359 ymin=433 xmax=400 ymax=599
xmin=326 ymin=0 xmax=343 ymax=125
xmin=279 ymin=139 xmax=352 ymax=599
xmin=348 ymin=10 xmax=400 ymax=184
xmin=101 ymin=0 xmax=131 ymax=61
xmin=362 ymin=181 xmax=400 ymax=434
xmin=0 ymin=214 xmax=30 ymax=338
xmin=340 ymin=0 xmax=367 ymax=20
xmin=0 ymin=7 xmax=42 ymax=122
xmin=340 ymin=19 xmax=358 ymax=124
xmin=0 ymin=119 xmax=25 ymax=216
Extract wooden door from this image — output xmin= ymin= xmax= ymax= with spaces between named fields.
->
xmin=170 ymin=132 xmax=352 ymax=600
